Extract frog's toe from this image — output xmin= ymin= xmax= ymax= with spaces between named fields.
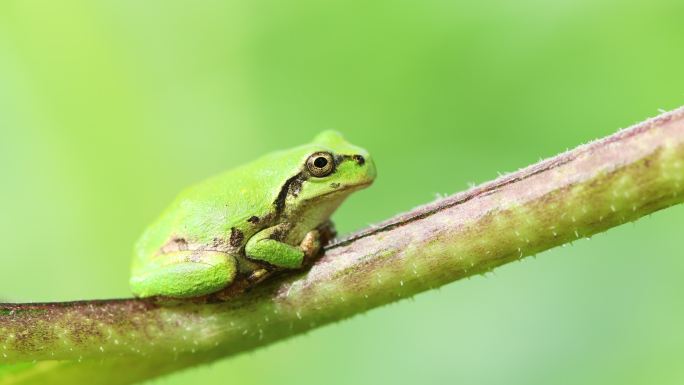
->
xmin=300 ymin=229 xmax=322 ymax=260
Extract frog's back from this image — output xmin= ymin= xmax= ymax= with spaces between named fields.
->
xmin=132 ymin=149 xmax=306 ymax=268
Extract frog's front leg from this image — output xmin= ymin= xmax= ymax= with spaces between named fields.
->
xmin=130 ymin=251 xmax=237 ymax=298
xmin=245 ymin=223 xmax=318 ymax=269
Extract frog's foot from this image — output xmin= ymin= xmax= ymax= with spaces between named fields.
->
xmin=130 ymin=251 xmax=237 ymax=298
xmin=300 ymin=229 xmax=322 ymax=262
xmin=300 ymin=221 xmax=337 ymax=264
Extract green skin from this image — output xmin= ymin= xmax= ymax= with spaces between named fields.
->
xmin=130 ymin=131 xmax=376 ymax=298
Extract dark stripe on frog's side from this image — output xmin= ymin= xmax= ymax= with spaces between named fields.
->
xmin=272 ymin=171 xmax=306 ymax=216
xmin=334 ymin=154 xmax=365 ymax=166
xmin=289 ymin=174 xmax=306 ymax=198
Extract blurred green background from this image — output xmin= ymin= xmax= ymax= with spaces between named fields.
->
xmin=1 ymin=0 xmax=684 ymax=384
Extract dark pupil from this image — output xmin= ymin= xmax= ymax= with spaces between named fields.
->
xmin=313 ymin=157 xmax=328 ymax=168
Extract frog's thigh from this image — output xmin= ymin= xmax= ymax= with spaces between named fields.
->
xmin=130 ymin=251 xmax=237 ymax=298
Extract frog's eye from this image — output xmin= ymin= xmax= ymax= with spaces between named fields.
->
xmin=306 ymin=152 xmax=335 ymax=177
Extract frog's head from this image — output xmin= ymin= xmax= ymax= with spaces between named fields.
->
xmin=283 ymin=130 xmax=376 ymax=215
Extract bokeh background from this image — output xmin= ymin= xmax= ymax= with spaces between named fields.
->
xmin=1 ymin=1 xmax=684 ymax=384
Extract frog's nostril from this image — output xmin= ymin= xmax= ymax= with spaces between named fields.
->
xmin=353 ymin=155 xmax=365 ymax=166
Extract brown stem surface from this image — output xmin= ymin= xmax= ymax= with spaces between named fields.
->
xmin=2 ymin=107 xmax=684 ymax=384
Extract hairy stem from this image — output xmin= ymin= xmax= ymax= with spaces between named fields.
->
xmin=2 ymin=107 xmax=684 ymax=384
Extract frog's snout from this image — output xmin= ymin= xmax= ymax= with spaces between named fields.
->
xmin=357 ymin=153 xmax=377 ymax=183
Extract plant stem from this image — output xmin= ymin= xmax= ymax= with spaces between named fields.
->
xmin=2 ymin=107 xmax=684 ymax=385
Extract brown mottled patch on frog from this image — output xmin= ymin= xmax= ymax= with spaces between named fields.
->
xmin=229 ymin=227 xmax=244 ymax=247
xmin=330 ymin=182 xmax=341 ymax=189
xmin=173 ymin=237 xmax=188 ymax=249
xmin=159 ymin=236 xmax=188 ymax=254
xmin=269 ymin=227 xmax=287 ymax=241
xmin=261 ymin=212 xmax=274 ymax=223
xmin=211 ymin=237 xmax=228 ymax=250
xmin=247 ymin=216 xmax=260 ymax=224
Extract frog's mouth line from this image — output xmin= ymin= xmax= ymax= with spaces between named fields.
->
xmin=319 ymin=180 xmax=374 ymax=198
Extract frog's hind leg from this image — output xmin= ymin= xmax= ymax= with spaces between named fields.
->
xmin=130 ymin=251 xmax=237 ymax=298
